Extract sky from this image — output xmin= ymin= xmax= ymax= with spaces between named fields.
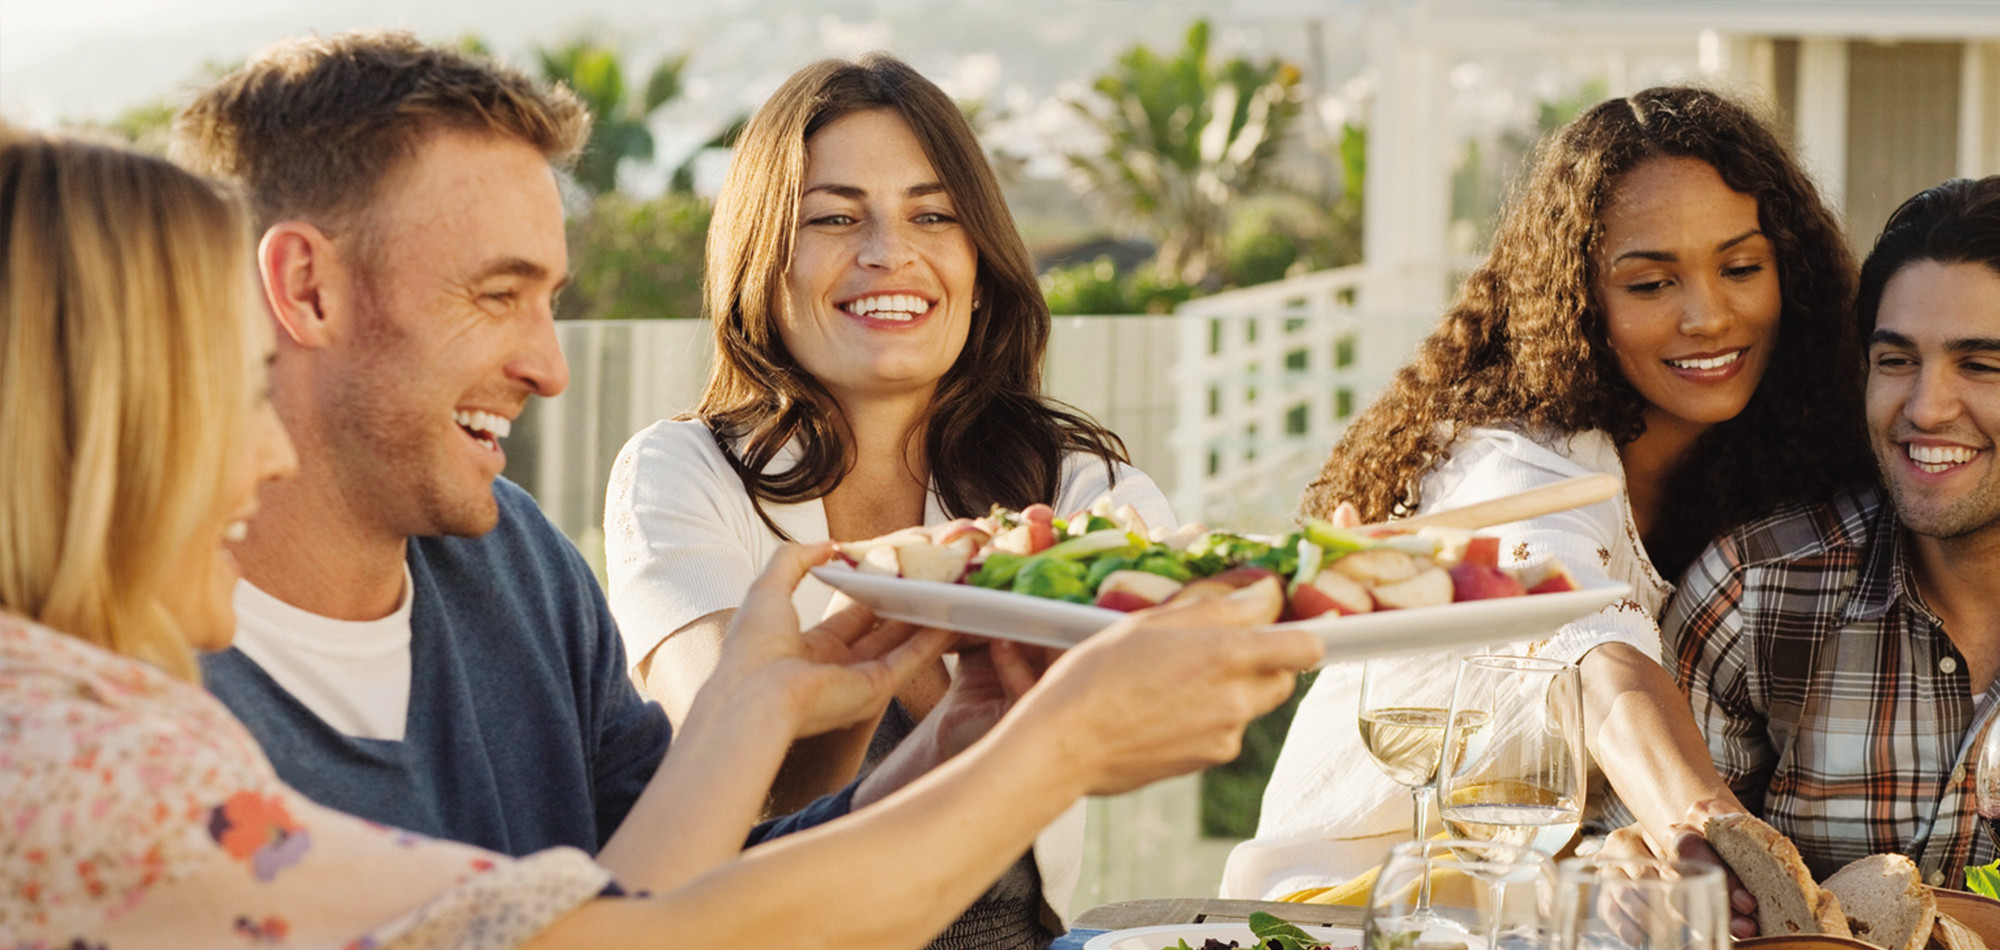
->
xmin=0 ymin=0 xmax=1389 ymax=182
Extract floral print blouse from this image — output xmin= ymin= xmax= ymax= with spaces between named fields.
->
xmin=0 ymin=615 xmax=615 ymax=949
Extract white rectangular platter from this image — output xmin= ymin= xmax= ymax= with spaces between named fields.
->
xmin=809 ymin=565 xmax=1630 ymax=667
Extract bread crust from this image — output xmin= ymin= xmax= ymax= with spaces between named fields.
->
xmin=1934 ymin=913 xmax=1991 ymax=950
xmin=1707 ymin=813 xmax=1831 ymax=937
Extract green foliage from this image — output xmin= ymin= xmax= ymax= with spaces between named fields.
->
xmin=1968 ymin=859 xmax=2000 ymax=900
xmin=1041 ymin=257 xmax=1129 ymax=314
xmin=1451 ymin=80 xmax=1608 ymax=253
xmin=77 ymin=58 xmax=239 ymax=156
xmin=103 ymin=101 xmax=177 ymax=155
xmin=667 ymin=115 xmax=748 ymax=195
xmin=1066 ymin=20 xmax=1303 ymax=287
xmin=1202 ymin=670 xmax=1316 ymax=838
xmin=1537 ymin=78 xmax=1609 ymax=136
xmin=536 ymin=40 xmax=688 ymax=195
xmin=1125 ymin=267 xmax=1200 ymax=314
xmin=1039 ymin=257 xmax=1198 ymax=315
xmin=560 ymin=191 xmax=711 ymax=320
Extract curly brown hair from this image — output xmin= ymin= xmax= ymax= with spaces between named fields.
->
xmin=695 ymin=54 xmax=1126 ymax=536
xmin=1301 ymin=86 xmax=1872 ymax=578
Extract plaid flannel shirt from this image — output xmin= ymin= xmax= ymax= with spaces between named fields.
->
xmin=1663 ymin=485 xmax=2000 ymax=886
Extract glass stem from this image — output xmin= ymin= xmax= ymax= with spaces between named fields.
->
xmin=1413 ymin=785 xmax=1434 ymax=913
xmin=1486 ymin=880 xmax=1505 ymax=949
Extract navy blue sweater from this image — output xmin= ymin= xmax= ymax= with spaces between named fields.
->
xmin=204 ymin=479 xmax=848 ymax=859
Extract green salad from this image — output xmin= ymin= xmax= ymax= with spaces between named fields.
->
xmin=836 ymin=499 xmax=1580 ymax=621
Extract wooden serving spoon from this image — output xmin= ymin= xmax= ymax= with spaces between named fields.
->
xmin=1353 ymin=472 xmax=1622 ymax=535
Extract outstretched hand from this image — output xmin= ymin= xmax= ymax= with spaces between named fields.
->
xmin=710 ymin=542 xmax=956 ymax=740
xmin=1018 ymin=590 xmax=1324 ymax=797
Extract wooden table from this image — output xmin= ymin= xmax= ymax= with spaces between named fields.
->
xmin=1073 ymin=898 xmax=1365 ymax=931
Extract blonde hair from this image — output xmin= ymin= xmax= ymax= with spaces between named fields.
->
xmin=0 ymin=131 xmax=252 ymax=680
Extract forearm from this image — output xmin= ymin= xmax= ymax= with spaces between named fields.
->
xmin=1582 ymin=644 xmax=1745 ymax=842
xmin=532 ymin=704 xmax=1078 ymax=950
xmin=596 ymin=684 xmax=796 ymax=894
xmin=639 ymin=612 xmax=730 ymax=729
xmin=644 ymin=610 xmax=884 ymax=817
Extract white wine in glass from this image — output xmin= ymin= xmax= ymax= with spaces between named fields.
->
xmin=1441 ymin=781 xmax=1583 ymax=854
xmin=1358 ymin=657 xmax=1482 ymax=839
xmin=1360 ymin=706 xmax=1494 ymax=789
xmin=1438 ymin=655 xmax=1587 ymax=858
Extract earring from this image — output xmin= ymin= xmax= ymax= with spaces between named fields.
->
xmin=973 ymin=298 xmax=983 ymax=311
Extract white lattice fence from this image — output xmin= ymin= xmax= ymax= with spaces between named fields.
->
xmin=1170 ymin=266 xmax=1438 ymax=534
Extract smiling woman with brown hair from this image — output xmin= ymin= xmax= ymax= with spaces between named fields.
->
xmin=1232 ymin=86 xmax=1874 ymax=914
xmin=603 ymin=54 xmax=1177 ymax=948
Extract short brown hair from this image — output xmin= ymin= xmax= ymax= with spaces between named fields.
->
xmin=171 ymin=30 xmax=589 ymax=240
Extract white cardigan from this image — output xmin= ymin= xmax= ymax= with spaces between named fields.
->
xmin=601 ymin=418 xmax=1177 ymax=923
xmin=1220 ymin=426 xmax=1671 ymax=900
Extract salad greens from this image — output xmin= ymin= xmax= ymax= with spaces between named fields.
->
xmin=843 ymin=498 xmax=1578 ymax=617
xmin=1161 ymin=911 xmax=1337 ymax=950
xmin=1967 ymin=858 xmax=2000 ymax=900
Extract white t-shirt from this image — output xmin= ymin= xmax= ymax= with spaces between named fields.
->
xmin=601 ymin=417 xmax=1178 ymax=924
xmin=229 ymin=569 xmax=416 ymax=741
xmin=603 ymin=418 xmax=1178 ymax=658
xmin=1220 ymin=426 xmax=1672 ymax=900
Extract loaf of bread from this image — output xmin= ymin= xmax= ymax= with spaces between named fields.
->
xmin=1824 ymin=854 xmax=1938 ymax=950
xmin=1706 ymin=813 xmax=1846 ymax=937
xmin=1705 ymin=813 xmax=1990 ymax=950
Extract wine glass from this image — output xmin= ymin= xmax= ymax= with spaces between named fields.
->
xmin=1973 ymin=714 xmax=2000 ymax=832
xmin=1358 ymin=655 xmax=1468 ymax=842
xmin=1551 ymin=857 xmax=1729 ymax=950
xmin=1438 ymin=655 xmax=1587 ymax=856
xmin=1363 ymin=838 xmax=1555 ymax=950
xmin=1439 ymin=655 xmax=1586 ymax=947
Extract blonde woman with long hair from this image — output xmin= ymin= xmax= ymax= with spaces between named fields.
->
xmin=0 ymin=133 xmax=1316 ymax=950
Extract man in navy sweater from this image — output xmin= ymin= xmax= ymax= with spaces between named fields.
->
xmin=170 ymin=32 xmax=862 ymax=884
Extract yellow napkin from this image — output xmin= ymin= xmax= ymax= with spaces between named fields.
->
xmin=1281 ymin=864 xmax=1379 ymax=905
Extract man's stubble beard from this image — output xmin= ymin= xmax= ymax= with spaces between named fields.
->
xmin=328 ymin=293 xmax=500 ymax=540
xmin=1876 ymin=450 xmax=2000 ymax=541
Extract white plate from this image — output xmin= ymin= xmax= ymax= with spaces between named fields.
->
xmin=1080 ymin=921 xmax=1359 ymax=950
xmin=809 ymin=566 xmax=1630 ymax=666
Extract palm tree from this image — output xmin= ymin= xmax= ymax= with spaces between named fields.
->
xmin=536 ymin=40 xmax=688 ymax=195
xmin=1066 ymin=20 xmax=1302 ymax=287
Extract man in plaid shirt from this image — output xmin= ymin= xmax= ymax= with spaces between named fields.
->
xmin=1666 ymin=175 xmax=2000 ymax=888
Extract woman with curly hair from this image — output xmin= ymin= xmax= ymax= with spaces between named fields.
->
xmin=1227 ymin=86 xmax=1871 ymax=911
xmin=602 ymin=54 xmax=1174 ymax=946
